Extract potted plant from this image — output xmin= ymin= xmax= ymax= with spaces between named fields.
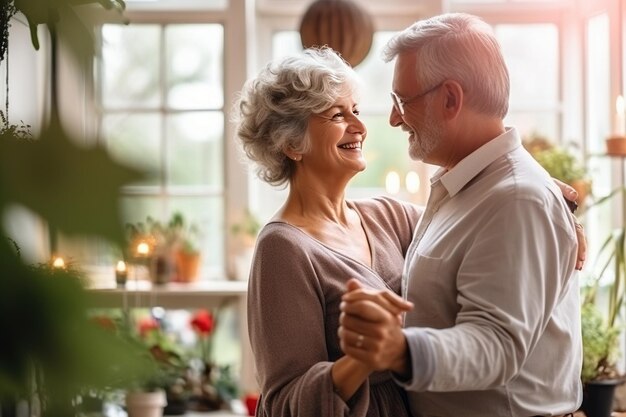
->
xmin=187 ymin=309 xmax=239 ymax=411
xmin=231 ymin=209 xmax=261 ymax=248
xmin=125 ymin=213 xmax=202 ymax=284
xmin=524 ymin=134 xmax=591 ymax=206
xmin=167 ymin=212 xmax=202 ymax=283
xmin=581 ymin=225 xmax=626 ymax=417
xmin=230 ymin=209 xmax=261 ymax=281
xmin=91 ymin=312 xmax=195 ymax=417
xmin=580 ymin=301 xmax=622 ymax=417
xmin=125 ymin=217 xmax=174 ymax=285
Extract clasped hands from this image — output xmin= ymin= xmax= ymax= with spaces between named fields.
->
xmin=338 ymin=278 xmax=413 ymax=377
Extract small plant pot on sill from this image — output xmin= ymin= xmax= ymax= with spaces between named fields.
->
xmin=175 ymin=250 xmax=201 ymax=283
xmin=125 ymin=389 xmax=167 ymax=417
xmin=606 ymin=135 xmax=626 ymax=156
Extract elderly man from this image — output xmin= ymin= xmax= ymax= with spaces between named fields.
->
xmin=339 ymin=13 xmax=581 ymax=417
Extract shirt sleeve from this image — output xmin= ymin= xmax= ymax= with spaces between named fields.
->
xmin=403 ymin=197 xmax=577 ymax=391
xmin=395 ymin=327 xmax=436 ymax=391
xmin=248 ymin=228 xmax=369 ymax=417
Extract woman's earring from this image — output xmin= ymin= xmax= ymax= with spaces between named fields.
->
xmin=292 ymin=155 xmax=302 ymax=161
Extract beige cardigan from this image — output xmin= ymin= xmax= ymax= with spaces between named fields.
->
xmin=248 ymin=197 xmax=422 ymax=417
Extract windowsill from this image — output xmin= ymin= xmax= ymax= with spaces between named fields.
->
xmin=86 ymin=278 xmax=248 ymax=309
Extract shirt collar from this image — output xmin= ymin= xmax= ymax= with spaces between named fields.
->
xmin=432 ymin=127 xmax=521 ymax=197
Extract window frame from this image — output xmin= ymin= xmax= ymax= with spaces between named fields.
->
xmin=89 ymin=5 xmax=251 ymax=279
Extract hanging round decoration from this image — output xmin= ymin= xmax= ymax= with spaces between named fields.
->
xmin=299 ymin=0 xmax=374 ymax=68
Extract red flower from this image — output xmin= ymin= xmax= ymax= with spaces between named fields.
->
xmin=138 ymin=317 xmax=159 ymax=338
xmin=190 ymin=309 xmax=214 ymax=336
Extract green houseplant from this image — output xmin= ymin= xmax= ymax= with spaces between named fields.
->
xmin=168 ymin=212 xmax=202 ymax=282
xmin=125 ymin=212 xmax=202 ymax=283
xmin=524 ymin=134 xmax=591 ymax=205
xmin=580 ymin=211 xmax=626 ymax=416
xmin=230 ymin=209 xmax=261 ymax=280
xmin=580 ymin=296 xmax=623 ymax=417
xmin=230 ymin=209 xmax=261 ymax=248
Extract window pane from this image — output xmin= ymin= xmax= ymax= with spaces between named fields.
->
xmin=355 ymin=32 xmax=397 ymax=114
xmin=166 ymin=24 xmax=224 ymax=110
xmin=585 ymin=13 xmax=611 ymax=269
xmin=272 ymin=31 xmax=302 ymax=59
xmin=102 ymin=113 xmax=162 ymax=185
xmin=102 ymin=24 xmax=161 ymax=109
xmin=586 ymin=13 xmax=610 ymax=154
xmin=496 ymin=24 xmax=558 ymax=108
xmin=120 ymin=196 xmax=163 ymax=226
xmin=504 ymin=111 xmax=558 ymax=140
xmin=166 ymin=112 xmax=224 ymax=186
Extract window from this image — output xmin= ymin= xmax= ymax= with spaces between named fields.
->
xmin=498 ymin=23 xmax=560 ymax=140
xmin=97 ymin=23 xmax=225 ymax=277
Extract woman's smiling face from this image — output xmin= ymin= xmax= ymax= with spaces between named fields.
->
xmin=302 ymin=93 xmax=367 ymax=181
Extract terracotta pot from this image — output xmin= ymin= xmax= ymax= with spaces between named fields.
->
xmin=606 ymin=135 xmax=626 ymax=156
xmin=175 ymin=251 xmax=201 ymax=283
xmin=570 ymin=178 xmax=591 ymax=206
xmin=125 ymin=390 xmax=167 ymax=417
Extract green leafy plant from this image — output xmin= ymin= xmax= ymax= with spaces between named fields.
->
xmin=0 ymin=1 xmax=163 ymax=415
xmin=580 ymin=302 xmax=621 ymax=383
xmin=126 ymin=212 xmax=201 ymax=256
xmin=168 ymin=212 xmax=201 ymax=255
xmin=524 ymin=134 xmax=589 ymax=185
xmin=231 ymin=209 xmax=261 ymax=243
xmin=12 ymin=0 xmax=126 ymax=54
xmin=0 ymin=111 xmax=32 ymax=141
xmin=581 ymin=191 xmax=626 ymax=383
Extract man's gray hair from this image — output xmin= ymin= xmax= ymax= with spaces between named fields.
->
xmin=383 ymin=13 xmax=510 ymax=118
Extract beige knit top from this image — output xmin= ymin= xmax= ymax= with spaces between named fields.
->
xmin=247 ymin=197 xmax=422 ymax=417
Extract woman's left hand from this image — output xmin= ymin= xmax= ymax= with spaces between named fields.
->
xmin=552 ymin=178 xmax=586 ymax=270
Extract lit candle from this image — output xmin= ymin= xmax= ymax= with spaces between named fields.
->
xmin=405 ymin=171 xmax=421 ymax=194
xmin=385 ymin=171 xmax=400 ymax=194
xmin=115 ymin=260 xmax=128 ymax=285
xmin=137 ymin=241 xmax=150 ymax=257
xmin=616 ymin=95 xmax=625 ymax=136
xmin=52 ymin=256 xmax=65 ymax=269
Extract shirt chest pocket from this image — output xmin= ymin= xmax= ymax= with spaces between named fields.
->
xmin=406 ymin=253 xmax=458 ymax=327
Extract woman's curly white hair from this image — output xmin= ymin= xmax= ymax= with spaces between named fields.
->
xmin=234 ymin=47 xmax=359 ymax=186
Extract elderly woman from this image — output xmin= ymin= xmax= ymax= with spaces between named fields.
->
xmin=236 ymin=47 xmax=415 ymax=417
xmin=235 ymin=47 xmax=584 ymax=417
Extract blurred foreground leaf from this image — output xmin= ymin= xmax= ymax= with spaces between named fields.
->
xmin=0 ymin=118 xmax=146 ymax=246
xmin=14 ymin=0 xmax=125 ymax=53
xmin=0 ymin=239 xmax=157 ymax=414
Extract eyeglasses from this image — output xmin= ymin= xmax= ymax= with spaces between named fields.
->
xmin=390 ymin=82 xmax=444 ymax=116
